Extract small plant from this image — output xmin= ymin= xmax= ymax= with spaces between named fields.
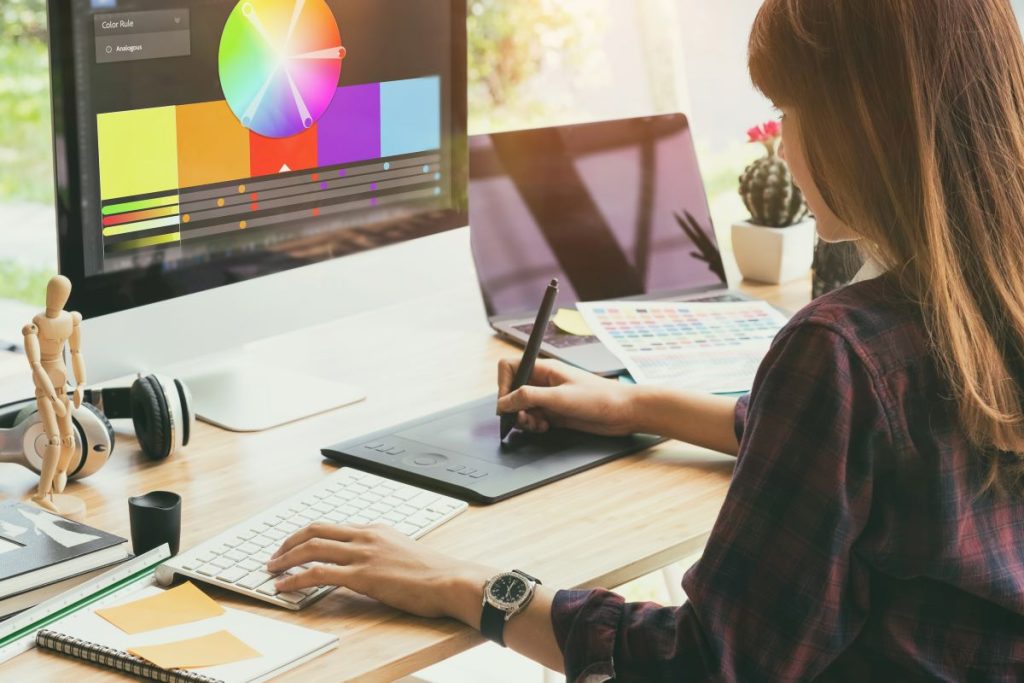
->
xmin=738 ymin=121 xmax=808 ymax=228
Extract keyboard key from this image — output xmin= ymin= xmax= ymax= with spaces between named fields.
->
xmin=211 ymin=556 xmax=234 ymax=570
xmin=257 ymin=581 xmax=280 ymax=596
xmin=396 ymin=522 xmax=421 ymax=536
xmin=224 ymin=549 xmax=246 ymax=562
xmin=251 ymin=534 xmax=275 ymax=547
xmin=197 ymin=563 xmax=220 ymax=577
xmin=265 ymin=528 xmax=287 ymax=541
xmin=350 ymin=514 xmax=372 ymax=525
xmin=238 ymin=542 xmax=261 ymax=555
xmin=409 ymin=492 xmax=439 ymax=508
xmin=407 ymin=511 xmax=436 ymax=528
xmin=239 ymin=559 xmax=262 ymax=572
xmin=277 ymin=592 xmax=307 ymax=605
xmin=238 ymin=571 xmax=273 ymax=590
xmin=383 ymin=511 xmax=406 ymax=523
xmin=217 ymin=567 xmax=247 ymax=583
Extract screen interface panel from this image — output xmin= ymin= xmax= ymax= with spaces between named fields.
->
xmin=65 ymin=0 xmax=458 ymax=279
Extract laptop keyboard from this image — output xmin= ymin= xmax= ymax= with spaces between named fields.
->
xmin=516 ymin=292 xmax=748 ymax=348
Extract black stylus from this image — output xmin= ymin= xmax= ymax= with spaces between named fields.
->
xmin=500 ymin=278 xmax=560 ymax=441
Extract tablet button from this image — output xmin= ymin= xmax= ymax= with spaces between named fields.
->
xmin=446 ymin=465 xmax=465 ymax=473
xmin=403 ymin=453 xmax=448 ymax=468
xmin=469 ymin=471 xmax=488 ymax=479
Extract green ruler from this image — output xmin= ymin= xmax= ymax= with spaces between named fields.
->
xmin=0 ymin=544 xmax=171 ymax=665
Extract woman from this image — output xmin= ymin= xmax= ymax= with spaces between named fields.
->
xmin=267 ymin=0 xmax=1024 ymax=679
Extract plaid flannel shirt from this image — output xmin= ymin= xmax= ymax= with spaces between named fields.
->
xmin=551 ymin=274 xmax=1024 ymax=682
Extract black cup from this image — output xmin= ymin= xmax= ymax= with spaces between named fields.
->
xmin=128 ymin=491 xmax=181 ymax=556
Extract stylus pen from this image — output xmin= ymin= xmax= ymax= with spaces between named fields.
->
xmin=500 ymin=278 xmax=560 ymax=441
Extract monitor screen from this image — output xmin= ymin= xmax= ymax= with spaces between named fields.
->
xmin=469 ymin=114 xmax=725 ymax=319
xmin=49 ymin=0 xmax=467 ymax=318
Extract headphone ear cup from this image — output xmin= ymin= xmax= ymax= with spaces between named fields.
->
xmin=68 ymin=402 xmax=115 ymax=479
xmin=130 ymin=376 xmax=172 ymax=460
xmin=13 ymin=403 xmax=38 ymax=427
xmin=173 ymin=378 xmax=194 ymax=447
xmin=81 ymin=402 xmax=115 ymax=446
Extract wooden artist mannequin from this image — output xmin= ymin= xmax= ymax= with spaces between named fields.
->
xmin=22 ymin=275 xmax=86 ymax=518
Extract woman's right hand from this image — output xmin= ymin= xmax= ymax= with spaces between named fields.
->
xmin=496 ymin=358 xmax=638 ymax=436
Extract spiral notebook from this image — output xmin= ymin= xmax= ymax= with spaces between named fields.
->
xmin=34 ymin=585 xmax=337 ymax=683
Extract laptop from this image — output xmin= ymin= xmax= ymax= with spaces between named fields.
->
xmin=469 ymin=113 xmax=753 ymax=376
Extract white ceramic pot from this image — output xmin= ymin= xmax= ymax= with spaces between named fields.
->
xmin=731 ymin=217 xmax=817 ymax=285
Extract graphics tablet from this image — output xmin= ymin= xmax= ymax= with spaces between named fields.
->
xmin=321 ymin=396 xmax=663 ymax=504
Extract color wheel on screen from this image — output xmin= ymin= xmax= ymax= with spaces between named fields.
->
xmin=219 ymin=0 xmax=346 ymax=139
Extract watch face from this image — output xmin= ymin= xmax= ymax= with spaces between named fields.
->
xmin=489 ymin=574 xmax=528 ymax=605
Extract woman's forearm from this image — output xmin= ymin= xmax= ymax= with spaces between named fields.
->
xmin=630 ymin=386 xmax=741 ymax=456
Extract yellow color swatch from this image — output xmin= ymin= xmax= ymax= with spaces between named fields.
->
xmin=176 ymin=100 xmax=251 ymax=189
xmin=96 ymin=106 xmax=179 ymax=201
xmin=128 ymin=630 xmax=260 ymax=670
xmin=96 ymin=582 xmax=224 ymax=634
xmin=553 ymin=308 xmax=594 ymax=337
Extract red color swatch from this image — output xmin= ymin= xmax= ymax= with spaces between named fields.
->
xmin=249 ymin=126 xmax=318 ymax=177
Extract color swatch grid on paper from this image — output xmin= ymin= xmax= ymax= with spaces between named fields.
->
xmin=577 ymin=300 xmax=790 ymax=394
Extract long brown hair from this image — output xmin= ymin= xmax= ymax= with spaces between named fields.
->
xmin=749 ymin=0 xmax=1024 ymax=493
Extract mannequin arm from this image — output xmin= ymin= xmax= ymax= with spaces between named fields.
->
xmin=69 ymin=312 xmax=86 ymax=407
xmin=23 ymin=324 xmax=64 ymax=417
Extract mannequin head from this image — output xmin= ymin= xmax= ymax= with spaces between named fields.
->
xmin=45 ymin=276 xmax=72 ymax=317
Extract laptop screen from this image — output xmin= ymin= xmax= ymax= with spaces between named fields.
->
xmin=469 ymin=114 xmax=726 ymax=319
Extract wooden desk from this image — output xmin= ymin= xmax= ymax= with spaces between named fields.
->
xmin=0 ymin=273 xmax=811 ymax=682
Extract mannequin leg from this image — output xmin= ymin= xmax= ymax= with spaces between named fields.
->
xmin=33 ymin=397 xmax=61 ymax=513
xmin=54 ymin=395 xmax=75 ymax=493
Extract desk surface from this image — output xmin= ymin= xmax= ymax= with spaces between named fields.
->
xmin=1 ymin=274 xmax=810 ymax=682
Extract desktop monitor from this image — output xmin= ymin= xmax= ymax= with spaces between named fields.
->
xmin=47 ymin=0 xmax=467 ymax=430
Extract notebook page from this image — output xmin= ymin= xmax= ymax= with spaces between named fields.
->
xmin=44 ymin=585 xmax=337 ymax=683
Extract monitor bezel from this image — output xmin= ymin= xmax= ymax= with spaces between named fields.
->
xmin=48 ymin=0 xmax=468 ymax=319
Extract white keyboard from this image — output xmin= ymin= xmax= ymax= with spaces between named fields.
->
xmin=155 ymin=467 xmax=467 ymax=609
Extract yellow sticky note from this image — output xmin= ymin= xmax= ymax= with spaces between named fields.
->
xmin=553 ymin=308 xmax=594 ymax=337
xmin=129 ymin=630 xmax=261 ymax=670
xmin=96 ymin=582 xmax=225 ymax=634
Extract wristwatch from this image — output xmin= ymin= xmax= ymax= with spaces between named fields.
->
xmin=480 ymin=569 xmax=542 ymax=647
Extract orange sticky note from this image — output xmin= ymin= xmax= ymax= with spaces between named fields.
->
xmin=129 ymin=630 xmax=261 ymax=670
xmin=96 ymin=582 xmax=225 ymax=634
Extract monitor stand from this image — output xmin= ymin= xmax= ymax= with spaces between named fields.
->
xmin=175 ymin=353 xmax=364 ymax=432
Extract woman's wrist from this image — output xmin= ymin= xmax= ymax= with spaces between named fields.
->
xmin=627 ymin=384 xmax=664 ymax=435
xmin=442 ymin=563 xmax=496 ymax=628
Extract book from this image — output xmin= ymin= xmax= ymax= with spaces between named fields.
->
xmin=0 ymin=560 xmax=126 ymax=619
xmin=36 ymin=584 xmax=338 ymax=683
xmin=0 ymin=501 xmax=130 ymax=600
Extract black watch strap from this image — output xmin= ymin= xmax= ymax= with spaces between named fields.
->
xmin=480 ymin=570 xmax=542 ymax=648
xmin=480 ymin=601 xmax=508 ymax=647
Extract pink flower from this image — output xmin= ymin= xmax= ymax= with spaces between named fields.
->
xmin=762 ymin=120 xmax=781 ymax=137
xmin=747 ymin=125 xmax=765 ymax=143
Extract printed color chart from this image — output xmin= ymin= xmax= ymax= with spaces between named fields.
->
xmin=578 ymin=300 xmax=790 ymax=394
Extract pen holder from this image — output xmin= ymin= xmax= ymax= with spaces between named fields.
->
xmin=128 ymin=491 xmax=182 ymax=556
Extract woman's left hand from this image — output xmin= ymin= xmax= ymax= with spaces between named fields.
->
xmin=266 ymin=523 xmax=494 ymax=623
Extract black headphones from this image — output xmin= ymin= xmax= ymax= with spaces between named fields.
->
xmin=84 ymin=374 xmax=195 ymax=460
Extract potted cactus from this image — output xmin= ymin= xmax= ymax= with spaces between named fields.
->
xmin=732 ymin=121 xmax=816 ymax=284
